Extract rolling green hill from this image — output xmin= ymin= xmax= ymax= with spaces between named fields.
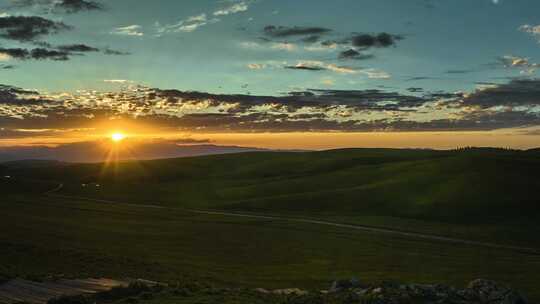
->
xmin=5 ymin=148 xmax=539 ymax=245
xmin=2 ymin=148 xmax=540 ymax=300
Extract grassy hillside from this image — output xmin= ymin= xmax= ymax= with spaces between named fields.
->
xmin=1 ymin=194 xmax=540 ymax=299
xmin=4 ymin=148 xmax=539 ymax=246
xmin=2 ymin=148 xmax=540 ymax=299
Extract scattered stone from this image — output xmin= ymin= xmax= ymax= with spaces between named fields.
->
xmin=323 ymin=278 xmax=527 ymax=304
xmin=329 ymin=278 xmax=364 ymax=293
xmin=272 ymin=288 xmax=308 ymax=296
xmin=467 ymin=279 xmax=527 ymax=304
xmin=254 ymin=288 xmax=270 ymax=294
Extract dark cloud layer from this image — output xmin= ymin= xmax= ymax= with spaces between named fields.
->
xmin=0 ymin=84 xmax=44 ymax=105
xmin=348 ymin=32 xmax=403 ymax=48
xmin=339 ymin=49 xmax=375 ymax=60
xmin=0 ymin=44 xmax=129 ymax=61
xmin=57 ymin=44 xmax=100 ymax=52
xmin=285 ymin=65 xmax=326 ymax=71
xmin=1 ymin=79 xmax=539 ymax=133
xmin=463 ymin=79 xmax=540 ymax=108
xmin=54 ymin=0 xmax=103 ymax=13
xmin=263 ymin=25 xmax=332 ymax=38
xmin=0 ymin=6 xmax=123 ymax=65
xmin=8 ymin=0 xmax=103 ymax=14
xmin=0 ymin=16 xmax=70 ymax=42
xmin=152 ymin=87 xmax=429 ymax=112
xmin=102 ymin=48 xmax=131 ymax=56
xmin=0 ymin=47 xmax=68 ymax=60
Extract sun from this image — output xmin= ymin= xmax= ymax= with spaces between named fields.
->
xmin=111 ymin=132 xmax=126 ymax=142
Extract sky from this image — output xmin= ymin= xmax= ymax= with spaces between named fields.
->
xmin=1 ymin=0 xmax=540 ymax=151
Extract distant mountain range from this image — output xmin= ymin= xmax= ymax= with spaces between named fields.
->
xmin=0 ymin=140 xmax=271 ymax=163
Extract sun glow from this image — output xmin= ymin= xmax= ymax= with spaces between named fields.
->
xmin=111 ymin=132 xmax=126 ymax=142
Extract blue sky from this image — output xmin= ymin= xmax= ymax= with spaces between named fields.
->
xmin=2 ymin=0 xmax=539 ymax=94
xmin=1 ymin=0 xmax=540 ymax=147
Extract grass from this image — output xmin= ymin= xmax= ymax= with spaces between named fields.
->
xmin=1 ymin=148 xmax=540 ymax=300
xmin=1 ymin=193 xmax=540 ymax=299
xmin=6 ymin=148 xmax=540 ymax=247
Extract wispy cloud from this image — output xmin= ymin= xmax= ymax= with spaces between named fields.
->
xmin=156 ymin=14 xmax=219 ymax=34
xmin=110 ymin=25 xmax=144 ymax=36
xmin=247 ymin=63 xmax=266 ymax=70
xmin=103 ymin=79 xmax=134 ymax=84
xmin=285 ymin=61 xmax=358 ymax=74
xmin=360 ymin=68 xmax=391 ymax=79
xmin=213 ymin=1 xmax=248 ymax=16
xmin=520 ymin=24 xmax=540 ymax=42
xmin=500 ymin=55 xmax=539 ymax=75
xmin=270 ymin=42 xmax=297 ymax=51
xmin=156 ymin=1 xmax=251 ymax=35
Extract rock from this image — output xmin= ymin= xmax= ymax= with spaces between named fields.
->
xmin=401 ymin=284 xmax=438 ymax=299
xmin=350 ymin=277 xmax=362 ymax=288
xmin=254 ymin=288 xmax=270 ymax=294
xmin=329 ymin=278 xmax=363 ymax=292
xmin=272 ymin=288 xmax=308 ymax=296
xmin=467 ymin=279 xmax=527 ymax=304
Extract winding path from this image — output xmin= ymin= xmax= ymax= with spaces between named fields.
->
xmin=45 ymin=183 xmax=540 ymax=255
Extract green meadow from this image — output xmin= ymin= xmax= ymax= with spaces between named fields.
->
xmin=1 ymin=148 xmax=540 ymax=299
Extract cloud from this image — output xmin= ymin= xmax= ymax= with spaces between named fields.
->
xmin=257 ymin=25 xmax=402 ymax=63
xmin=57 ymin=44 xmax=99 ymax=52
xmin=445 ymin=69 xmax=474 ymax=74
xmin=0 ymin=84 xmax=44 ymax=105
xmin=213 ymin=1 xmax=248 ymax=16
xmin=8 ymin=0 xmax=103 ymax=13
xmin=499 ymin=55 xmax=537 ymax=68
xmin=463 ymin=79 xmax=540 ymax=108
xmin=247 ymin=63 xmax=266 ymax=69
xmin=247 ymin=60 xmax=363 ymax=75
xmin=103 ymin=79 xmax=134 ymax=84
xmin=3 ymin=82 xmax=537 ymax=133
xmin=102 ymin=48 xmax=130 ymax=55
xmin=304 ymin=42 xmax=338 ymax=52
xmin=520 ymin=24 xmax=540 ymax=42
xmin=156 ymin=1 xmax=252 ymax=36
xmin=0 ymin=44 xmax=127 ymax=61
xmin=263 ymin=25 xmax=332 ymax=38
xmin=1 ymin=64 xmax=15 ymax=69
xmin=0 ymin=15 xmax=71 ymax=42
xmin=499 ymin=55 xmax=539 ymax=75
xmin=285 ymin=64 xmax=325 ymax=71
xmin=53 ymin=0 xmax=102 ymax=13
xmin=284 ymin=61 xmax=358 ymax=74
xmin=270 ymin=42 xmax=297 ymax=51
xmin=156 ymin=14 xmax=219 ymax=34
xmin=0 ymin=52 xmax=11 ymax=61
xmin=239 ymin=41 xmax=261 ymax=49
xmin=348 ymin=32 xmax=403 ymax=48
xmin=339 ymin=49 xmax=374 ymax=60
xmin=359 ymin=68 xmax=391 ymax=79
xmin=0 ymin=47 xmax=70 ymax=61
xmin=110 ymin=25 xmax=144 ymax=36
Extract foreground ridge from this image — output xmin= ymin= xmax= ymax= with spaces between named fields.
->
xmin=8 ymin=278 xmax=527 ymax=304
